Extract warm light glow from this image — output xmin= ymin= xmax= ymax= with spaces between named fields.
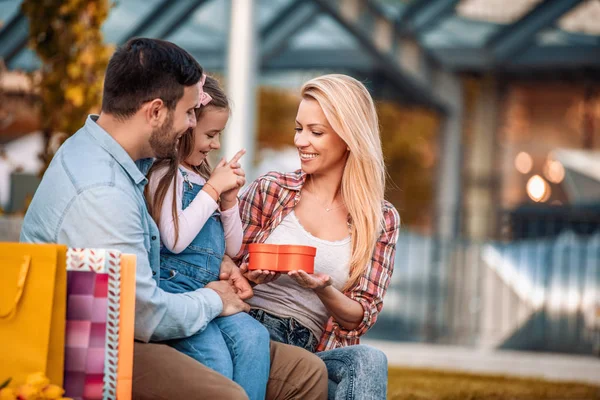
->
xmin=527 ymin=175 xmax=551 ymax=202
xmin=457 ymin=0 xmax=542 ymax=24
xmin=545 ymin=159 xmax=565 ymax=184
xmin=515 ymin=151 xmax=533 ymax=174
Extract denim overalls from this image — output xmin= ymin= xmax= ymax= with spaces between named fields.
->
xmin=158 ymin=169 xmax=270 ymax=400
xmin=159 ymin=169 xmax=225 ymax=291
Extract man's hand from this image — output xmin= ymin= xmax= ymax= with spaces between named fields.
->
xmin=219 ymin=255 xmax=253 ymax=300
xmin=239 ymin=263 xmax=280 ymax=285
xmin=205 ymin=280 xmax=250 ymax=316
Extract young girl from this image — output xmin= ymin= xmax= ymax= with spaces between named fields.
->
xmin=145 ymin=75 xmax=270 ymax=400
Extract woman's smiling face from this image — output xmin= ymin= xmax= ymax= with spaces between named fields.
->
xmin=294 ymin=98 xmax=348 ymax=175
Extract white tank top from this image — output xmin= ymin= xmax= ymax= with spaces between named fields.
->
xmin=247 ymin=211 xmax=351 ymax=338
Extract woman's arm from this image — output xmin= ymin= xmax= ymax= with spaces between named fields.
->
xmin=288 ymin=270 xmax=363 ymax=330
xmin=316 ymin=286 xmax=363 ymax=330
xmin=290 ymin=204 xmax=401 ymax=336
xmin=235 ymin=175 xmax=282 ymax=284
xmin=234 ymin=177 xmax=269 ymax=263
xmin=333 ymin=205 xmax=400 ymax=338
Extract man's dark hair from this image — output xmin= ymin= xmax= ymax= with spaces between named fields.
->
xmin=101 ymin=38 xmax=203 ymax=119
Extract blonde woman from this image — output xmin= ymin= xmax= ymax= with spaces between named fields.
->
xmin=235 ymin=74 xmax=400 ymax=399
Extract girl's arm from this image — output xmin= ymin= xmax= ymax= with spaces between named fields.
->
xmin=149 ymin=167 xmax=219 ymax=254
xmin=220 ymin=201 xmax=243 ymax=258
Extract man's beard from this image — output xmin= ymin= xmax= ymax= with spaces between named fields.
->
xmin=149 ymin=111 xmax=177 ymax=159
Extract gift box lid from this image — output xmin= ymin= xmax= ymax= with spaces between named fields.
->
xmin=249 ymin=243 xmax=316 ymax=256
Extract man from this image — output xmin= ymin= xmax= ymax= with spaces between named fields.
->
xmin=21 ymin=38 xmax=327 ymax=400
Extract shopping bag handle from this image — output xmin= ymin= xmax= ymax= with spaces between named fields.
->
xmin=0 ymin=255 xmax=32 ymax=319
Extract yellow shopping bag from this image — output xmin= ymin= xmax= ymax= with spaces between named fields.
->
xmin=0 ymin=243 xmax=67 ymax=387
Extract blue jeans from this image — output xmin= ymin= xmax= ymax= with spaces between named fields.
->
xmin=160 ymin=269 xmax=270 ymax=400
xmin=249 ymin=309 xmax=388 ymax=400
xmin=165 ymin=312 xmax=270 ymax=400
xmin=317 ymin=345 xmax=388 ymax=400
xmin=249 ymin=309 xmax=319 ymax=352
xmin=159 ymin=173 xmax=270 ymax=400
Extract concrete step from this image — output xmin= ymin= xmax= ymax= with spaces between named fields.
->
xmin=364 ymin=339 xmax=600 ymax=385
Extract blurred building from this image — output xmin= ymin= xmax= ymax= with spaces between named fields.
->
xmin=1 ymin=0 xmax=599 ymax=355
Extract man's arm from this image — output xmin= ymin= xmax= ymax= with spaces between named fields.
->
xmin=58 ymin=186 xmax=228 ymax=342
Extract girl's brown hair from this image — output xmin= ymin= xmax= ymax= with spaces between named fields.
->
xmin=145 ymin=75 xmax=229 ymax=247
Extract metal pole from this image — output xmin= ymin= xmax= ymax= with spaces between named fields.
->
xmin=434 ymin=70 xmax=463 ymax=238
xmin=224 ymin=0 xmax=257 ymax=180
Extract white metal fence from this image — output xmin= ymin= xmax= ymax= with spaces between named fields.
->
xmin=368 ymin=230 xmax=600 ymax=356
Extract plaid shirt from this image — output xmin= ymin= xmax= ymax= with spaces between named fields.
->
xmin=235 ymin=170 xmax=400 ymax=352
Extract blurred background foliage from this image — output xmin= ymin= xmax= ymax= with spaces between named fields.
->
xmin=21 ymin=0 xmax=113 ymax=174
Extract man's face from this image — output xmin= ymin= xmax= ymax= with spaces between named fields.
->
xmin=149 ymin=84 xmax=199 ymax=158
xmin=149 ymin=110 xmax=175 ymax=158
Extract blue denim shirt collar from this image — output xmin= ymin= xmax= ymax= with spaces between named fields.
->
xmin=85 ymin=114 xmax=150 ymax=186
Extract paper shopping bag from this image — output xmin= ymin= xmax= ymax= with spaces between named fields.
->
xmin=0 ymin=243 xmax=67 ymax=387
xmin=64 ymin=248 xmax=134 ymax=400
xmin=117 ymin=254 xmax=136 ymax=400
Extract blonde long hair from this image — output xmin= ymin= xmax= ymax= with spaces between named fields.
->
xmin=301 ymin=74 xmax=386 ymax=291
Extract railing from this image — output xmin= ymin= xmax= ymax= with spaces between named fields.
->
xmin=368 ymin=225 xmax=600 ymax=356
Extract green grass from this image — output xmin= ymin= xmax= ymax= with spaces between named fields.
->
xmin=388 ymin=367 xmax=600 ymax=400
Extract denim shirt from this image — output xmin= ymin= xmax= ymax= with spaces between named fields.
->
xmin=20 ymin=115 xmax=223 ymax=342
